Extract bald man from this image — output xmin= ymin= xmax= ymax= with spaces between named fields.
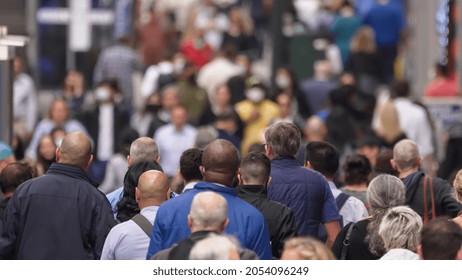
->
xmin=101 ymin=170 xmax=169 ymax=259
xmin=0 ymin=132 xmax=114 ymax=260
xmin=105 ymin=137 xmax=160 ymax=216
xmin=146 ymin=139 xmax=272 ymax=260
xmin=392 ymin=139 xmax=462 ymax=220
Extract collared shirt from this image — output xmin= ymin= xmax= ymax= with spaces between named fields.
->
xmin=154 ymin=124 xmax=197 ymax=176
xmin=182 ymin=182 xmax=198 ymax=193
xmin=101 ymin=206 xmax=159 ymax=260
xmin=328 ymin=181 xmax=369 ymax=226
xmin=106 ymin=187 xmax=124 ymax=218
xmin=97 ymin=104 xmax=114 ymax=161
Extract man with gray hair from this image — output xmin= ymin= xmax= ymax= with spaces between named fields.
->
xmin=105 ymin=137 xmax=161 ymax=216
xmin=152 ymin=191 xmax=256 ymax=260
xmin=392 ymin=139 xmax=462 ymax=220
xmin=265 ymin=122 xmax=340 ymax=247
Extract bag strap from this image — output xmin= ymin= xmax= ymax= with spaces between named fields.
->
xmin=423 ymin=176 xmax=437 ymax=224
xmin=131 ymin=214 xmax=153 ymax=237
xmin=336 ymin=193 xmax=350 ymax=211
xmin=340 ymin=222 xmax=355 ymax=260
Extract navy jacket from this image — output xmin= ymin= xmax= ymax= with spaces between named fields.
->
xmin=0 ymin=163 xmax=114 ymax=259
xmin=268 ymin=157 xmax=340 ymax=236
xmin=146 ymin=181 xmax=272 ymax=260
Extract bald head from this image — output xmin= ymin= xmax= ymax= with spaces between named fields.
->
xmin=305 ymin=116 xmax=327 ymax=141
xmin=189 ymin=191 xmax=228 ymax=232
xmin=56 ymin=132 xmax=92 ymax=168
xmin=393 ymin=140 xmax=421 ymax=172
xmin=136 ymin=170 xmax=169 ymax=205
xmin=202 ymin=139 xmax=239 ymax=185
xmin=129 ymin=137 xmax=159 ymax=165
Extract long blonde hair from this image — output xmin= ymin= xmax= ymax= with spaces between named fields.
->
xmin=454 ymin=169 xmax=462 ymax=202
xmin=350 ymin=26 xmax=377 ymax=54
xmin=376 ymin=101 xmax=403 ymax=144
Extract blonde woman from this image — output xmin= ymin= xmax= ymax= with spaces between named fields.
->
xmin=281 ymin=237 xmax=336 ymax=260
xmin=375 ymin=100 xmax=407 ymax=148
xmin=453 ymin=170 xmax=462 ymax=228
xmin=344 ymin=26 xmax=384 ymax=95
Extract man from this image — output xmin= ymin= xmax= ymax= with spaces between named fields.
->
xmin=105 ymin=137 xmax=160 ymax=216
xmin=152 ymin=191 xmax=234 ymax=259
xmin=418 ymin=217 xmax=462 ymax=260
xmin=93 ymin=36 xmax=143 ymax=110
xmin=178 ymin=148 xmax=203 ymax=193
xmin=0 ymin=132 xmax=114 ymax=259
xmin=0 ymin=162 xmax=33 ymax=218
xmin=295 ymin=115 xmax=328 ymax=166
xmin=305 ymin=141 xmax=369 ymax=229
xmin=392 ymin=139 xmax=462 ymax=220
xmin=146 ymin=139 xmax=271 ymax=259
xmin=77 ymin=78 xmax=130 ymax=183
xmin=265 ymin=122 xmax=340 ymax=247
xmin=101 ymin=170 xmax=169 ymax=259
xmin=154 ymin=105 xmax=197 ymax=177
xmin=237 ymin=152 xmax=297 ymax=259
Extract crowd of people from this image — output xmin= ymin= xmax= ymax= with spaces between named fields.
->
xmin=1 ymin=0 xmax=462 ymax=260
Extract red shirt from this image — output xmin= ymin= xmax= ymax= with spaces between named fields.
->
xmin=181 ymin=38 xmax=214 ymax=69
xmin=425 ymin=77 xmax=459 ymax=97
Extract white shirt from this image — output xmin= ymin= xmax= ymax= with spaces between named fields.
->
xmin=394 ymin=98 xmax=434 ymax=157
xmin=182 ymin=181 xmax=198 ymax=193
xmin=98 ymin=104 xmax=114 ymax=161
xmin=328 ymin=181 xmax=369 ymax=226
xmin=380 ymin=248 xmax=420 ymax=260
xmin=101 ymin=206 xmax=159 ymax=260
xmin=154 ymin=124 xmax=197 ymax=176
xmin=140 ymin=61 xmax=174 ymax=100
xmin=13 ymin=73 xmax=37 ymax=131
xmin=197 ymin=57 xmax=243 ymax=107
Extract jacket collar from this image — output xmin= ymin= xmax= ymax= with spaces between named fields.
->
xmin=271 ymin=156 xmax=299 ymax=167
xmin=402 ymin=170 xmax=425 ymax=189
xmin=190 ymin=230 xmax=220 ymax=242
xmin=237 ymin=185 xmax=267 ymax=197
xmin=194 ymin=181 xmax=237 ymax=196
xmin=46 ymin=163 xmax=98 ymax=187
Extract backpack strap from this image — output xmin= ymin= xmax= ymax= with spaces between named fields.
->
xmin=336 ymin=193 xmax=350 ymax=211
xmin=340 ymin=222 xmax=355 ymax=260
xmin=423 ymin=176 xmax=436 ymax=224
xmin=131 ymin=214 xmax=153 ymax=237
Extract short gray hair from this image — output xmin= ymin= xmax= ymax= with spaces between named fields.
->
xmin=189 ymin=234 xmax=240 ymax=260
xmin=190 ymin=192 xmax=228 ymax=229
xmin=264 ymin=122 xmax=301 ymax=157
xmin=379 ymin=206 xmax=423 ymax=252
xmin=129 ymin=137 xmax=159 ymax=164
xmin=393 ymin=139 xmax=420 ymax=171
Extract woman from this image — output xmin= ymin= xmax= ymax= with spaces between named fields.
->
xmin=375 ymin=100 xmax=407 ymax=148
xmin=340 ymin=154 xmax=372 ymax=207
xmin=379 ymin=206 xmax=423 ymax=260
xmin=274 ymin=66 xmax=311 ymax=119
xmin=221 ymin=7 xmax=258 ymax=57
xmin=35 ymin=135 xmax=57 ymax=176
xmin=453 ymin=170 xmax=462 ymax=228
xmin=345 ymin=26 xmax=384 ymax=96
xmin=332 ymin=174 xmax=406 ymax=260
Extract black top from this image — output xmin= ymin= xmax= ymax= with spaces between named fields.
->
xmin=237 ymin=184 xmax=297 ymax=258
xmin=0 ymin=197 xmax=10 ymax=219
xmin=332 ymin=219 xmax=379 ymax=260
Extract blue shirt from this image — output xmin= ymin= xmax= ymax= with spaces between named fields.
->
xmin=364 ymin=2 xmax=405 ymax=46
xmin=268 ymin=157 xmax=340 ymax=237
xmin=145 ymin=181 xmax=272 ymax=260
xmin=106 ymin=187 xmax=123 ymax=218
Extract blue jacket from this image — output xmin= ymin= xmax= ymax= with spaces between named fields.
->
xmin=268 ymin=157 xmax=340 ymax=236
xmin=146 ymin=182 xmax=272 ymax=260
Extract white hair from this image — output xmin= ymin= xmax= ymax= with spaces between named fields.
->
xmin=189 ymin=234 xmax=240 ymax=260
xmin=190 ymin=192 xmax=228 ymax=229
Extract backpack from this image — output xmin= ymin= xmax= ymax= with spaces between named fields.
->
xmin=317 ymin=193 xmax=351 ymax=242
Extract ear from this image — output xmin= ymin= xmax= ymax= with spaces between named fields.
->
xmin=456 ymin=249 xmax=462 ymax=260
xmin=237 ymin=173 xmax=243 ymax=185
xmin=200 ymin=165 xmax=205 ymax=175
xmin=187 ymin=214 xmax=193 ymax=229
xmin=86 ymin=154 xmax=94 ymax=169
xmin=417 ymin=245 xmax=424 ymax=260
xmin=156 ymin=156 xmax=161 ymax=163
xmin=305 ymin=160 xmax=312 ymax=169
xmin=55 ymin=147 xmax=61 ymax=162
xmin=390 ymin=159 xmax=397 ymax=170
xmin=127 ymin=155 xmax=131 ymax=165
xmin=417 ymin=156 xmax=424 ymax=167
xmin=266 ymin=176 xmax=272 ymax=187
xmin=135 ymin=187 xmax=140 ymax=203
xmin=221 ymin=218 xmax=229 ymax=232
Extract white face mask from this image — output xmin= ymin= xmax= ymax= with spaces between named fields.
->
xmin=276 ymin=75 xmax=291 ymax=89
xmin=246 ymin=88 xmax=265 ymax=103
xmin=174 ymin=59 xmax=186 ymax=74
xmin=95 ymin=88 xmax=111 ymax=102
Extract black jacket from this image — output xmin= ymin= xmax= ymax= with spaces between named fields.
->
xmin=0 ymin=163 xmax=114 ymax=259
xmin=402 ymin=171 xmax=462 ymax=219
xmin=237 ymin=185 xmax=297 ymax=259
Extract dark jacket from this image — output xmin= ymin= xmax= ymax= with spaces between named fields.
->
xmin=237 ymin=185 xmax=297 ymax=259
xmin=77 ymin=104 xmax=130 ymax=159
xmin=332 ymin=219 xmax=379 ymax=260
xmin=402 ymin=171 xmax=462 ymax=219
xmin=0 ymin=163 xmax=114 ymax=259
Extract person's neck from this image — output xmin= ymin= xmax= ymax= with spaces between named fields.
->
xmin=343 ymin=183 xmax=368 ymax=191
xmin=139 ymin=199 xmax=163 ymax=209
xmin=399 ymin=167 xmax=419 ymax=179
xmin=2 ymin=191 xmax=13 ymax=199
